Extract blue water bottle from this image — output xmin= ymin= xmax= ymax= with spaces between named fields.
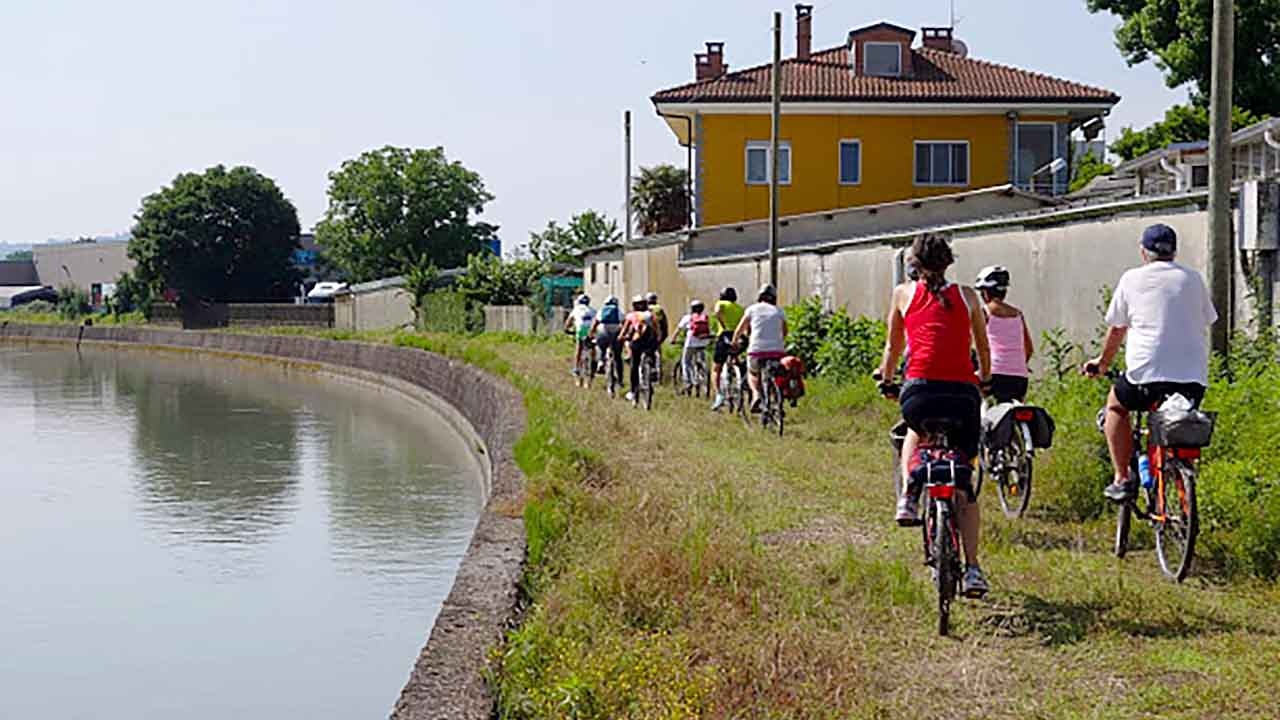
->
xmin=1137 ymin=455 xmax=1154 ymax=490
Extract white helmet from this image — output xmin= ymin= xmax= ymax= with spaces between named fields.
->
xmin=975 ymin=265 xmax=1011 ymax=291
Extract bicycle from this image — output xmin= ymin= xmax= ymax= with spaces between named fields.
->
xmin=979 ymin=401 xmax=1053 ymax=519
xmin=675 ymin=346 xmax=710 ymax=398
xmin=634 ymin=348 xmax=656 ymax=411
xmin=759 ymin=358 xmax=786 ymax=437
xmin=1092 ymin=369 xmax=1213 ymax=582
xmin=575 ymin=337 xmax=596 ymax=389
xmin=603 ymin=344 xmax=621 ymax=398
xmin=721 ymin=351 xmax=746 ymax=414
xmin=878 ymin=377 xmax=977 ymax=637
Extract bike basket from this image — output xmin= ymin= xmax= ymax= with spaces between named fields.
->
xmin=1149 ymin=409 xmax=1216 ymax=448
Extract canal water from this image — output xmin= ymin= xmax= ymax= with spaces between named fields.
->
xmin=0 ymin=345 xmax=485 ymax=719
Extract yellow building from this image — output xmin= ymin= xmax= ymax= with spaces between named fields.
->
xmin=651 ymin=10 xmax=1120 ymax=228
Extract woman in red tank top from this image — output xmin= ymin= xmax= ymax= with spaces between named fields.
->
xmin=876 ymin=233 xmax=993 ymax=598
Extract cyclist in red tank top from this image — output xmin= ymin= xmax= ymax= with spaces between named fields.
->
xmin=876 ymin=232 xmax=993 ymax=598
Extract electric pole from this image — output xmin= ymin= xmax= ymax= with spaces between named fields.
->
xmin=1207 ymin=0 xmax=1234 ymax=356
xmin=769 ymin=10 xmax=782 ymax=290
xmin=624 ymin=110 xmax=633 ymax=247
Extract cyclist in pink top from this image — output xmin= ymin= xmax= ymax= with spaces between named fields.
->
xmin=975 ymin=266 xmax=1034 ymax=403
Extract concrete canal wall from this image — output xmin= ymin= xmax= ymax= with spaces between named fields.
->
xmin=0 ymin=322 xmax=525 ymax=720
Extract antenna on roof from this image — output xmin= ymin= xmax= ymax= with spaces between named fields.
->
xmin=949 ymin=0 xmax=964 ymax=28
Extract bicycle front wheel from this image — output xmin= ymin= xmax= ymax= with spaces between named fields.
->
xmin=1155 ymin=459 xmax=1198 ymax=582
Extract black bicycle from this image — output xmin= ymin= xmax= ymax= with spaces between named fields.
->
xmin=634 ymin=349 xmax=656 ymax=411
xmin=603 ymin=344 xmax=621 ymax=398
xmin=759 ymin=358 xmax=786 ymax=437
xmin=575 ymin=337 xmax=596 ymax=389
xmin=1092 ymin=370 xmax=1212 ymax=582
xmin=879 ymin=378 xmax=975 ymax=637
xmin=674 ymin=347 xmax=711 ymax=398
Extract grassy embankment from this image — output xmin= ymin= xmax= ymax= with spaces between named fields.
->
xmin=9 ymin=317 xmax=1279 ymax=718
xmin=384 ymin=331 xmax=1279 ymax=720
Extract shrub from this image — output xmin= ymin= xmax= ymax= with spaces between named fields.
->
xmin=815 ymin=313 xmax=886 ymax=384
xmin=418 ymin=290 xmax=483 ymax=334
xmin=784 ymin=296 xmax=828 ymax=371
xmin=55 ymin=287 xmax=92 ymax=319
xmin=14 ymin=300 xmax=55 ymax=315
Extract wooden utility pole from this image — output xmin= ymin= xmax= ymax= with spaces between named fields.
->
xmin=1207 ymin=0 xmax=1234 ymax=356
xmin=768 ymin=10 xmax=782 ymax=289
xmin=624 ymin=110 xmax=633 ymax=247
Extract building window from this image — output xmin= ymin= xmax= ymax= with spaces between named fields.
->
xmin=1015 ymin=123 xmax=1058 ymax=193
xmin=838 ymin=140 xmax=862 ymax=184
xmin=864 ymin=42 xmax=902 ymax=77
xmin=1191 ymin=164 xmax=1209 ymax=188
xmin=590 ymin=263 xmax=597 ymax=283
xmin=745 ymin=141 xmax=791 ymax=185
xmin=914 ymin=141 xmax=969 ymax=186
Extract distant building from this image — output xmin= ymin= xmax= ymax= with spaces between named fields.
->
xmin=651 ymin=8 xmax=1120 ymax=227
xmin=31 ymin=240 xmax=133 ymax=306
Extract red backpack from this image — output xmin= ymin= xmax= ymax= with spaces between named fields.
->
xmin=689 ymin=312 xmax=711 ymax=339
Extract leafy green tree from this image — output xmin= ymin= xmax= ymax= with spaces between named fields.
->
xmin=316 ymin=146 xmax=497 ymax=282
xmin=3 ymin=250 xmax=32 ymax=261
xmin=1086 ymin=0 xmax=1280 ymax=115
xmin=129 ymin=165 xmax=301 ymax=304
xmin=402 ymin=257 xmax=440 ymax=325
xmin=456 ymin=253 xmax=547 ymax=306
xmin=1069 ymin=151 xmax=1116 ymax=192
xmin=109 ymin=271 xmax=154 ymax=317
xmin=528 ymin=209 xmax=621 ymax=265
xmin=631 ymin=165 xmax=690 ymax=236
xmin=1110 ymin=103 xmax=1263 ymax=162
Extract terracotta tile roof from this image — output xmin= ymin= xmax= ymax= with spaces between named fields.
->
xmin=652 ymin=46 xmax=1119 ymax=105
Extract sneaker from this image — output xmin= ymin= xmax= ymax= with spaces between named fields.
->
xmin=624 ymin=392 xmax=635 ymax=402
xmin=750 ymin=398 xmax=762 ymax=414
xmin=895 ymin=494 xmax=921 ymax=527
xmin=962 ymin=565 xmax=990 ymax=599
xmin=571 ymin=367 xmax=581 ymax=377
xmin=1104 ymin=479 xmax=1138 ymax=503
xmin=710 ymin=393 xmax=725 ymax=411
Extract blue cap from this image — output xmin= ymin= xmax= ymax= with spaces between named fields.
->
xmin=1141 ymin=223 xmax=1177 ymax=257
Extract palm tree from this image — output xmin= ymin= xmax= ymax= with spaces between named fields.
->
xmin=631 ymin=165 xmax=690 ymax=236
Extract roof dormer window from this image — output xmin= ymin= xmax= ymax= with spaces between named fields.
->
xmin=864 ymin=42 xmax=902 ymax=77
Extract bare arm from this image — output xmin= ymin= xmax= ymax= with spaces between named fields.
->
xmin=731 ymin=312 xmax=750 ymax=349
xmin=965 ymin=286 xmax=991 ymax=382
xmin=1086 ymin=326 xmax=1127 ymax=374
xmin=877 ymin=285 xmax=908 ymax=379
xmin=1021 ymin=315 xmax=1035 ymax=362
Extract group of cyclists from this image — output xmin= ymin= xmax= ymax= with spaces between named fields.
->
xmin=567 ymin=283 xmax=792 ymax=413
xmin=568 ymin=222 xmax=1218 ymax=601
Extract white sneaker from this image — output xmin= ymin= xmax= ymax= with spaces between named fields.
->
xmin=710 ymin=393 xmax=725 ymax=411
xmin=625 ymin=392 xmax=635 ymax=402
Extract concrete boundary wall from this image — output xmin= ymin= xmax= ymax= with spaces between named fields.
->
xmin=0 ymin=322 xmax=526 ymax=720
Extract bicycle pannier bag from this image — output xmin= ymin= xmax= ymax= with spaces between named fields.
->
xmin=983 ymin=404 xmax=1056 ymax=449
xmin=1149 ymin=409 xmax=1216 ymax=448
xmin=778 ymin=355 xmax=806 ymax=400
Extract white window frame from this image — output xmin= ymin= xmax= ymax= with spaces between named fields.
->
xmin=913 ymin=140 xmax=970 ymax=187
xmin=863 ymin=41 xmax=902 ymax=77
xmin=745 ymin=141 xmax=791 ymax=185
xmin=838 ymin=139 xmax=862 ymax=185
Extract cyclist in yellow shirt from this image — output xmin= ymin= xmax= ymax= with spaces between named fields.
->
xmin=710 ymin=287 xmax=745 ymax=411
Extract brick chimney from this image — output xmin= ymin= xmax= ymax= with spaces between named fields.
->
xmin=796 ymin=4 xmax=813 ymax=61
xmin=695 ymin=42 xmax=727 ymax=80
xmin=921 ymin=27 xmax=955 ymax=52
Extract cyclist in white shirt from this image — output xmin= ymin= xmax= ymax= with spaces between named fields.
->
xmin=1083 ymin=224 xmax=1218 ymax=502
xmin=731 ymin=284 xmax=789 ymax=413
xmin=671 ymin=299 xmax=713 ymax=390
xmin=565 ymin=295 xmax=597 ymax=377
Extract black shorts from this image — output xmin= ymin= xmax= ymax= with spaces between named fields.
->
xmin=1113 ymin=375 xmax=1206 ymax=411
xmin=713 ymin=332 xmax=735 ymax=364
xmin=988 ymin=374 xmax=1029 ymax=404
xmin=900 ymin=379 xmax=982 ymax=460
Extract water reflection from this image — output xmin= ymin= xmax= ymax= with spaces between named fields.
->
xmin=113 ymin=357 xmax=302 ymax=544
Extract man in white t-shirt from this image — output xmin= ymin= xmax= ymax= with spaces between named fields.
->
xmin=732 ymin=284 xmax=788 ymax=412
xmin=1084 ymin=224 xmax=1218 ymax=502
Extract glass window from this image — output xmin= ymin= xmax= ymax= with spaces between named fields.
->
xmin=864 ymin=42 xmax=901 ymax=77
xmin=914 ymin=142 xmax=970 ymax=185
xmin=745 ymin=141 xmax=791 ymax=185
xmin=839 ymin=140 xmax=861 ymax=184
xmin=1016 ymin=123 xmax=1056 ymax=192
xmin=1191 ymin=165 xmax=1209 ymax=188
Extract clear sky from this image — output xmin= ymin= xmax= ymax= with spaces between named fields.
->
xmin=0 ymin=0 xmax=1185 ymax=249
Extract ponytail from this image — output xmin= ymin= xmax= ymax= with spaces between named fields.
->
xmin=911 ymin=232 xmax=955 ymax=308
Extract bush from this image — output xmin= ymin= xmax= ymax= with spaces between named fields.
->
xmin=784 ymin=296 xmax=828 ymax=371
xmin=419 ymin=290 xmax=483 ymax=334
xmin=14 ymin=300 xmax=55 ymax=315
xmin=815 ymin=313 xmax=886 ymax=384
xmin=55 ymin=287 xmax=92 ymax=319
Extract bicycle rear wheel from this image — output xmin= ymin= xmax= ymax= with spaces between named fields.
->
xmin=769 ymin=382 xmax=785 ymax=437
xmin=996 ymin=430 xmax=1033 ymax=519
xmin=1155 ymin=459 xmax=1198 ymax=582
xmin=606 ymin=351 xmax=618 ymax=397
xmin=931 ymin=501 xmax=957 ymax=637
xmin=643 ymin=356 xmax=655 ymax=411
